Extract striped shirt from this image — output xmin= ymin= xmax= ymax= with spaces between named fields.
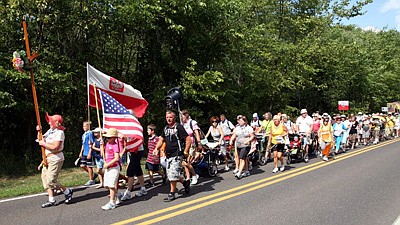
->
xmin=146 ymin=135 xmax=160 ymax=164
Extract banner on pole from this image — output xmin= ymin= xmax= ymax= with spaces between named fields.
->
xmin=87 ymin=63 xmax=148 ymax=118
xmin=338 ymin=101 xmax=349 ymax=111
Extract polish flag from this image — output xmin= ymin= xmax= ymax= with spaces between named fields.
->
xmin=87 ymin=63 xmax=148 ymax=118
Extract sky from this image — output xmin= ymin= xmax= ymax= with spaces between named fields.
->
xmin=342 ymin=0 xmax=400 ymax=31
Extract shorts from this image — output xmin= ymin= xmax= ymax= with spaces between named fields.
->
xmin=41 ymin=160 xmax=64 ymax=190
xmin=372 ymin=130 xmax=379 ymax=138
xmin=349 ymin=133 xmax=357 ymax=143
xmin=104 ymin=165 xmax=120 ymax=188
xmin=145 ymin=162 xmax=160 ymax=172
xmin=219 ymin=144 xmax=227 ymax=156
xmin=80 ymin=155 xmax=94 ymax=167
xmin=160 ymin=156 xmax=167 ymax=169
xmin=272 ymin=144 xmax=285 ymax=153
xmin=126 ymin=151 xmax=144 ymax=177
xmin=95 ymin=157 xmax=104 ymax=169
xmin=237 ymin=146 xmax=250 ymax=160
xmin=362 ymin=130 xmax=370 ymax=139
xmin=166 ymin=156 xmax=182 ymax=181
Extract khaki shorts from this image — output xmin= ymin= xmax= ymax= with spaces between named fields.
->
xmin=41 ymin=160 xmax=64 ymax=190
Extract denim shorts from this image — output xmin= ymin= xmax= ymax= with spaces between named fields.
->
xmin=95 ymin=157 xmax=104 ymax=169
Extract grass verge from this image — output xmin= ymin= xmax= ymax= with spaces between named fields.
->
xmin=0 ymin=161 xmax=147 ymax=199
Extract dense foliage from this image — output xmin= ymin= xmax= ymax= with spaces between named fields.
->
xmin=1 ymin=0 xmax=399 ymax=175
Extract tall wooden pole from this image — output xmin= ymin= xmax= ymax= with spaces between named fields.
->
xmin=22 ymin=17 xmax=46 ymax=166
xmin=93 ymin=84 xmax=104 ymax=158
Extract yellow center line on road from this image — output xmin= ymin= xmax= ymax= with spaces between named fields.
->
xmin=112 ymin=139 xmax=400 ymax=225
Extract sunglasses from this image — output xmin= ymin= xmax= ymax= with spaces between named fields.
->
xmin=212 ymin=121 xmax=218 ymax=123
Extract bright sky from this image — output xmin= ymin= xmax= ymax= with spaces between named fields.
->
xmin=342 ymin=0 xmax=400 ymax=31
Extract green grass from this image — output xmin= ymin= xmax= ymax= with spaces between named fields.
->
xmin=0 ymin=159 xmax=147 ymax=199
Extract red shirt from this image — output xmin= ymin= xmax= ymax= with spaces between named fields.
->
xmin=146 ymin=136 xmax=160 ymax=164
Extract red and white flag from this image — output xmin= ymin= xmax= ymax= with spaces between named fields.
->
xmin=87 ymin=63 xmax=148 ymax=118
xmin=99 ymin=90 xmax=143 ymax=152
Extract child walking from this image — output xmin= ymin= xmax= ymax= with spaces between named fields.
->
xmin=101 ymin=128 xmax=121 ymax=210
xmin=146 ymin=124 xmax=166 ymax=186
xmin=79 ymin=121 xmax=96 ymax=186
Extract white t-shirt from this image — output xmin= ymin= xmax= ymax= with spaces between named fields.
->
xmin=296 ymin=116 xmax=313 ymax=133
xmin=219 ymin=119 xmax=235 ymax=136
xmin=234 ymin=125 xmax=254 ymax=148
xmin=43 ymin=128 xmax=65 ymax=162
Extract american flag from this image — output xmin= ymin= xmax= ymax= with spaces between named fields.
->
xmin=99 ymin=90 xmax=143 ymax=152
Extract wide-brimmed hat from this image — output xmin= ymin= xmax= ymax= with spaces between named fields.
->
xmin=45 ymin=113 xmax=65 ymax=130
xmin=300 ymin=109 xmax=307 ymax=114
xmin=103 ymin=128 xmax=119 ymax=137
xmin=92 ymin=127 xmax=102 ymax=133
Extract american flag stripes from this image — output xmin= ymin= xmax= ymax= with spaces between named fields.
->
xmin=99 ymin=90 xmax=143 ymax=152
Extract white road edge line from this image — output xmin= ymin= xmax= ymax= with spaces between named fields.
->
xmin=393 ymin=214 xmax=400 ymax=225
xmin=0 ymin=174 xmax=156 ymax=203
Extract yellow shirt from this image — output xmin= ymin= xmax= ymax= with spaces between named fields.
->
xmin=271 ymin=123 xmax=285 ymax=144
xmin=319 ymin=123 xmax=333 ymax=142
xmin=261 ymin=120 xmax=273 ymax=136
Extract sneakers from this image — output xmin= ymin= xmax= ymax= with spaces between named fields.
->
xmin=224 ymin=166 xmax=230 ymax=171
xmin=41 ymin=201 xmax=57 ymax=208
xmin=241 ymin=171 xmax=250 ymax=177
xmin=280 ymin=165 xmax=285 ymax=172
xmin=84 ymin=180 xmax=95 ymax=186
xmin=191 ymin=174 xmax=199 ymax=185
xmin=272 ymin=167 xmax=279 ymax=173
xmin=121 ymin=191 xmax=132 ymax=201
xmin=101 ymin=202 xmax=116 ymax=210
xmin=322 ymin=156 xmax=329 ymax=162
xmin=235 ymin=172 xmax=242 ymax=180
xmin=233 ymin=168 xmax=238 ymax=174
xmin=135 ymin=188 xmax=148 ymax=197
xmin=64 ymin=189 xmax=73 ymax=204
xmin=147 ymin=181 xmax=155 ymax=187
xmin=115 ymin=193 xmax=122 ymax=205
xmin=183 ymin=180 xmax=191 ymax=194
xmin=164 ymin=193 xmax=176 ymax=202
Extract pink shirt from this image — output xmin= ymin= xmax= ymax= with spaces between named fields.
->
xmin=312 ymin=120 xmax=321 ymax=132
xmin=105 ymin=141 xmax=120 ymax=168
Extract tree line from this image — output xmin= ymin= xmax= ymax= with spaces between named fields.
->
xmin=0 ymin=0 xmax=399 ymax=175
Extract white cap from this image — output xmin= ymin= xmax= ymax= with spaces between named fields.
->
xmin=92 ymin=127 xmax=102 ymax=133
xmin=358 ymin=112 xmax=362 ymax=115
xmin=253 ymin=113 xmax=258 ymax=118
xmin=300 ymin=109 xmax=307 ymax=114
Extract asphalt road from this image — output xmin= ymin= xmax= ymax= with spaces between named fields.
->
xmin=1 ymin=139 xmax=400 ymax=225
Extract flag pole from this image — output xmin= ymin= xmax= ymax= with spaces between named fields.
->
xmin=22 ymin=17 xmax=46 ymax=166
xmin=93 ymin=84 xmax=104 ymax=157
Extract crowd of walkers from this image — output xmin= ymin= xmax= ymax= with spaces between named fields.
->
xmin=36 ymin=109 xmax=400 ymax=209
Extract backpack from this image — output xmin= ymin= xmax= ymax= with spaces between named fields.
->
xmin=189 ymin=120 xmax=208 ymax=145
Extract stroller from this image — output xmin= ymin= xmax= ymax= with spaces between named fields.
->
xmin=285 ymin=136 xmax=306 ymax=164
xmin=192 ymin=141 xmax=219 ymax=177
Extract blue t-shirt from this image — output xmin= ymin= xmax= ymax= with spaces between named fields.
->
xmin=82 ymin=131 xmax=94 ymax=156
